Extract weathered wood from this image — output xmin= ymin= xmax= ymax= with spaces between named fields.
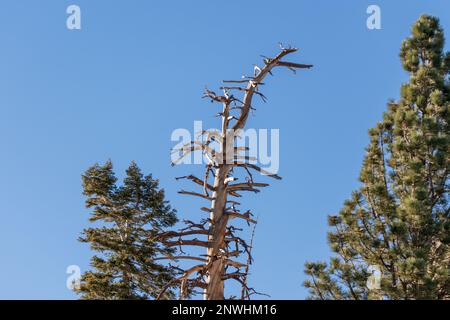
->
xmin=155 ymin=256 xmax=208 ymax=263
xmin=159 ymin=47 xmax=312 ymax=300
xmin=178 ymin=190 xmax=215 ymax=200
xmin=158 ymin=230 xmax=209 ymax=239
xmin=226 ymin=211 xmax=257 ymax=224
xmin=163 ymin=239 xmax=211 ymax=248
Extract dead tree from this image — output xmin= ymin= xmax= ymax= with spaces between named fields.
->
xmin=158 ymin=46 xmax=312 ymax=300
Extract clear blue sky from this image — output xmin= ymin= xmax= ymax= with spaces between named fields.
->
xmin=0 ymin=0 xmax=449 ymax=299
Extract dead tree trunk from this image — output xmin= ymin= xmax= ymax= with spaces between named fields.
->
xmin=158 ymin=46 xmax=312 ymax=300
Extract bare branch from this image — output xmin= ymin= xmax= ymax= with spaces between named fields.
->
xmin=228 ymin=186 xmax=260 ymax=193
xmin=167 ymin=47 xmax=310 ymax=300
xmin=224 ymin=260 xmax=246 ymax=268
xmin=277 ymin=61 xmax=313 ymax=69
xmin=176 ymin=175 xmax=215 ymax=192
xmin=232 ymin=163 xmax=282 ymax=180
xmin=178 ymin=190 xmax=215 ymax=200
xmin=228 ymin=182 xmax=269 ymax=189
xmin=157 ymin=264 xmax=207 ymax=300
xmin=163 ymin=239 xmax=212 ymax=248
xmin=158 ymin=229 xmax=209 ymax=239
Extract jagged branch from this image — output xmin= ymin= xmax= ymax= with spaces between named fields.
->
xmin=178 ymin=190 xmax=215 ymax=200
xmin=226 ymin=211 xmax=256 ymax=224
xmin=176 ymin=175 xmax=215 ymax=192
xmin=219 ymin=86 xmax=268 ymax=103
xmin=228 ymin=182 xmax=269 ymax=189
xmin=232 ymin=163 xmax=282 ymax=180
xmin=163 ymin=239 xmax=211 ymax=248
xmin=240 ymin=217 xmax=257 ymax=299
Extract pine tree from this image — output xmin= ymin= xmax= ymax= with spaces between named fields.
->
xmin=304 ymin=15 xmax=449 ymax=300
xmin=77 ymin=160 xmax=178 ymax=299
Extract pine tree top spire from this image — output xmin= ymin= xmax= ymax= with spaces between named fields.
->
xmin=400 ymin=15 xmax=445 ymax=72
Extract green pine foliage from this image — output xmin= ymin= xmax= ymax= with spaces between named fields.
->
xmin=77 ymin=160 xmax=178 ymax=299
xmin=304 ymin=15 xmax=449 ymax=300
